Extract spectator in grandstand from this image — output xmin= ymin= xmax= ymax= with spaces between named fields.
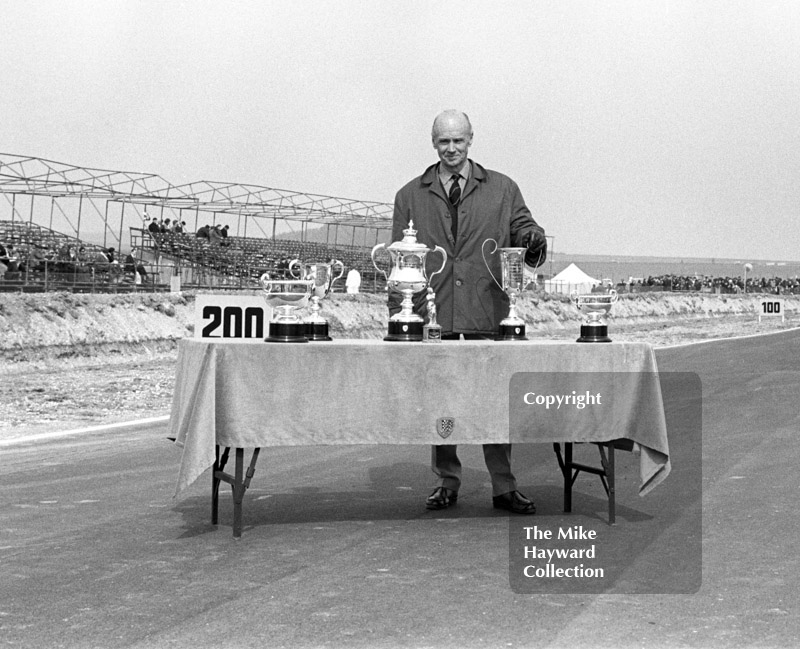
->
xmin=173 ymin=221 xmax=185 ymax=234
xmin=161 ymin=219 xmax=172 ymax=233
xmin=124 ymin=251 xmax=147 ymax=282
xmin=346 ymin=268 xmax=361 ymax=294
xmin=195 ymin=225 xmax=210 ymax=239
xmin=390 ymin=109 xmax=547 ymax=515
xmin=219 ymin=225 xmax=230 ymax=246
xmin=209 ymin=225 xmax=223 ymax=245
xmin=0 ymin=242 xmax=19 ymax=273
xmin=148 ymin=217 xmax=160 ymax=234
xmin=27 ymin=244 xmax=49 ymax=272
xmin=104 ymin=247 xmax=116 ymax=263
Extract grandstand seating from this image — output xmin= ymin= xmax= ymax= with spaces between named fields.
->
xmin=0 ymin=220 xmax=160 ymax=293
xmin=131 ymin=227 xmax=387 ymax=291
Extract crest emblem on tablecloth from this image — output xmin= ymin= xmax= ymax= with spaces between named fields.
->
xmin=436 ymin=417 xmax=455 ymax=439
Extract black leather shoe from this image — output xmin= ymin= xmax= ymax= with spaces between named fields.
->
xmin=493 ymin=491 xmax=536 ymax=515
xmin=426 ymin=487 xmax=458 ymax=510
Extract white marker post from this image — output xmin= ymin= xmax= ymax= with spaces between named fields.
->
xmin=758 ymin=297 xmax=785 ymax=323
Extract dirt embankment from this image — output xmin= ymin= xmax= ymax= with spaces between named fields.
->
xmin=1 ymin=290 xmax=797 ymax=438
xmin=1 ymin=290 xmax=798 ymax=361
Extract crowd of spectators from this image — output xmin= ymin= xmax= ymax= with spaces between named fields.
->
xmin=620 ymin=274 xmax=800 ymax=294
xmin=146 ymin=215 xmax=187 ymax=235
xmin=1 ymin=232 xmax=149 ymax=286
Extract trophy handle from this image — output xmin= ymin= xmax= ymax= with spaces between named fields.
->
xmin=481 ymin=238 xmax=503 ymax=291
xmin=288 ymin=259 xmax=303 ymax=278
xmin=330 ymin=259 xmax=345 ymax=284
xmin=371 ymin=243 xmax=389 ymax=281
xmin=608 ymin=289 xmax=618 ymax=302
xmin=258 ymin=272 xmax=271 ymax=288
xmin=428 ymin=245 xmax=447 ymax=281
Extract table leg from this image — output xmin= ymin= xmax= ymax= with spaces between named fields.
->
xmin=552 ymin=441 xmax=627 ymax=525
xmin=552 ymin=443 xmax=574 ymax=513
xmin=212 ymin=446 xmax=231 ymax=525
xmin=212 ymin=447 xmax=261 ymax=538
xmin=607 ymin=444 xmax=616 ymax=525
xmin=232 ymin=448 xmax=244 ymax=537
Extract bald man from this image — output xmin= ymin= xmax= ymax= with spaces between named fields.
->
xmin=389 ymin=109 xmax=547 ymax=514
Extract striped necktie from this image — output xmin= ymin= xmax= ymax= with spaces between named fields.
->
xmin=448 ymin=174 xmax=461 ymax=240
xmin=448 ymin=174 xmax=461 ymax=205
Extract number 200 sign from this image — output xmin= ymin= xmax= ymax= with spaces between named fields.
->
xmin=195 ymin=295 xmax=269 ymax=341
xmin=758 ymin=298 xmax=785 ymax=323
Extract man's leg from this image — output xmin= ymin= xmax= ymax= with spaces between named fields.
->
xmin=426 ymin=444 xmax=461 ymax=509
xmin=431 ymin=444 xmax=461 ymax=492
xmin=482 ymin=443 xmax=516 ymax=496
xmin=484 ymin=443 xmax=536 ymax=514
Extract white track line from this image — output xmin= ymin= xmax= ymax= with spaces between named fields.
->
xmin=1 ymin=415 xmax=170 ymax=447
xmin=656 ymin=325 xmax=800 ymax=350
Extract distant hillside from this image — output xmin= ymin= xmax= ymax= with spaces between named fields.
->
xmin=272 ymin=225 xmax=800 ymax=281
xmin=276 ymin=224 xmax=390 ymax=248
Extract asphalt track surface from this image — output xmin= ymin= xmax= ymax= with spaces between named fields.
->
xmin=2 ymin=330 xmax=799 ymax=648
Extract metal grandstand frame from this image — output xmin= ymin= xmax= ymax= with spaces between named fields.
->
xmin=0 ymin=153 xmax=393 ymax=255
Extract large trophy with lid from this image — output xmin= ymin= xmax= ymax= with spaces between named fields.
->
xmin=372 ymin=221 xmax=447 ymax=342
xmin=482 ymin=240 xmax=534 ymax=340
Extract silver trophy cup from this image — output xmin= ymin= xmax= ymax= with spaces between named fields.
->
xmin=571 ymin=289 xmax=618 ymax=343
xmin=290 ymin=260 xmax=345 ymax=340
xmin=259 ymin=273 xmax=314 ymax=342
xmin=482 ymin=239 xmax=533 ymax=340
xmin=372 ymin=221 xmax=447 ymax=341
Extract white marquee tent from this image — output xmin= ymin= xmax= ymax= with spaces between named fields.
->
xmin=544 ymin=263 xmax=600 ymax=295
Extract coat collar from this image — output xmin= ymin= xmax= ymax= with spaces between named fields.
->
xmin=421 ymin=160 xmax=486 ymax=197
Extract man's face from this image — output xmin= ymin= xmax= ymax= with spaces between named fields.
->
xmin=432 ymin=117 xmax=472 ymax=174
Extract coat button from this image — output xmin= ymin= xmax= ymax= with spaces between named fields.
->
xmin=456 ymin=279 xmax=463 ymax=286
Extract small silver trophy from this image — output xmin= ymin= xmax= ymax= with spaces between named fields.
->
xmin=422 ymin=287 xmax=442 ymax=342
xmin=571 ymin=290 xmax=618 ymax=343
xmin=259 ymin=273 xmax=314 ymax=343
xmin=371 ymin=221 xmax=447 ymax=341
xmin=482 ymin=239 xmax=533 ymax=340
xmin=290 ymin=260 xmax=345 ymax=341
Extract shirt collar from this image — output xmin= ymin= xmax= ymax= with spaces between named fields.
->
xmin=438 ymin=160 xmax=471 ymax=187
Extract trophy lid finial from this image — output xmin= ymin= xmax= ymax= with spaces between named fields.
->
xmin=387 ymin=219 xmax=431 ymax=255
xmin=401 ymin=220 xmax=418 ymax=243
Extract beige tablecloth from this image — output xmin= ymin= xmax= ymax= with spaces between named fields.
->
xmin=169 ymin=339 xmax=670 ymax=498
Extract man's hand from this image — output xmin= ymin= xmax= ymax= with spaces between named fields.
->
xmin=523 ymin=230 xmax=547 ymax=268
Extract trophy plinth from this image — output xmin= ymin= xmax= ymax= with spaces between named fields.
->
xmin=372 ymin=221 xmax=447 ymax=342
xmin=498 ymin=320 xmax=527 ymax=341
xmin=482 ymin=240 xmax=533 ymax=341
xmin=259 ymin=274 xmax=313 ymax=343
xmin=386 ymin=319 xmax=425 ymax=341
xmin=267 ymin=319 xmax=309 ymax=343
xmin=577 ymin=323 xmax=611 ymax=343
xmin=305 ymin=320 xmax=332 ymax=341
xmin=572 ymin=290 xmax=617 ymax=343
xmin=290 ymin=260 xmax=344 ymax=341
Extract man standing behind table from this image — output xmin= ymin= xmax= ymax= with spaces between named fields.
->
xmin=390 ymin=109 xmax=547 ymax=514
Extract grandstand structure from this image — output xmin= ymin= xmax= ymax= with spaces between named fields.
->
xmin=0 ymin=153 xmax=393 ymax=292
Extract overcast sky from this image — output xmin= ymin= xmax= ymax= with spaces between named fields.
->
xmin=2 ymin=0 xmax=798 ymax=260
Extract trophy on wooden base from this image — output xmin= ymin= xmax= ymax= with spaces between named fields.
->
xmin=571 ymin=290 xmax=618 ymax=343
xmin=259 ymin=273 xmax=313 ymax=343
xmin=371 ymin=221 xmax=447 ymax=342
xmin=482 ymin=240 xmax=533 ymax=340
